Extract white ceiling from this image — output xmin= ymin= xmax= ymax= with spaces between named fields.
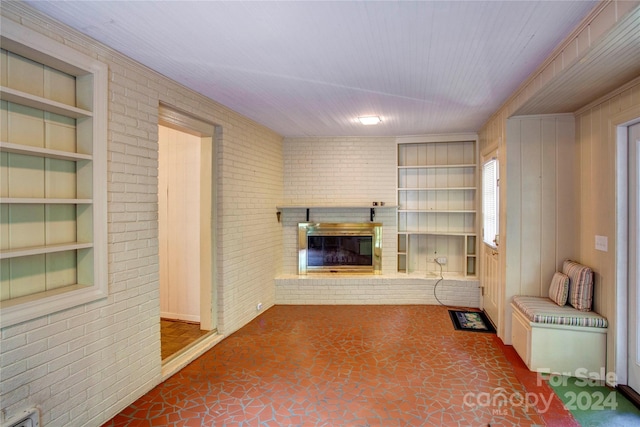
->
xmin=24 ymin=0 xmax=604 ymax=137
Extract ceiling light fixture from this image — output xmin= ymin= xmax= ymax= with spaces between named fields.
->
xmin=358 ymin=116 xmax=382 ymax=125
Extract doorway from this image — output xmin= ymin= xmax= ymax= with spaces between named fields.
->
xmin=158 ymin=107 xmax=217 ymax=361
xmin=481 ymin=151 xmax=500 ymax=334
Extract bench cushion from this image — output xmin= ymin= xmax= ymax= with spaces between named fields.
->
xmin=548 ymin=272 xmax=570 ymax=306
xmin=512 ymin=295 xmax=608 ymax=328
xmin=563 ymin=260 xmax=594 ymax=311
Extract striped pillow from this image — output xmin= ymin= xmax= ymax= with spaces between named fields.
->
xmin=563 ymin=260 xmax=594 ymax=311
xmin=548 ymin=272 xmax=569 ymax=306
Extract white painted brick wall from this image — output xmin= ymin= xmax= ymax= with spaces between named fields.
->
xmin=279 ymin=135 xmax=479 ymax=308
xmin=283 ymin=137 xmax=397 ymax=205
xmin=275 ymin=276 xmax=480 ymax=307
xmin=1 ymin=3 xmax=283 ymax=426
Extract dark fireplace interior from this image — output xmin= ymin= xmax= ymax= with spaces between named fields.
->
xmin=307 ymin=235 xmax=373 ymax=267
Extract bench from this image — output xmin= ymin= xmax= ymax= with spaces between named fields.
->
xmin=510 ymin=260 xmax=608 ymax=378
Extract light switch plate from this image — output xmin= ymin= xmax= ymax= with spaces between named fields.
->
xmin=595 ymin=235 xmax=608 ymax=252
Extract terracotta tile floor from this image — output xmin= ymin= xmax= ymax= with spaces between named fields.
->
xmin=161 ymin=319 xmax=211 ymax=360
xmin=104 ymin=305 xmax=575 ymax=426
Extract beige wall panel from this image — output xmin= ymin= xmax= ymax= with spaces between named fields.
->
xmin=45 ymin=251 xmax=77 ymax=289
xmin=75 ymin=160 xmax=92 ymax=200
xmin=8 ymin=103 xmax=45 ymax=148
xmin=45 ymin=205 xmax=76 ymax=244
xmin=44 ymin=66 xmax=76 ymax=106
xmin=519 ymin=119 xmax=543 ymax=295
xmin=574 ymin=80 xmax=640 ymax=377
xmin=7 ymin=52 xmax=44 ymax=97
xmin=555 ymin=117 xmax=578 ymax=269
xmin=9 ymin=204 xmax=45 ymax=248
xmin=76 ymin=247 xmax=93 ymax=285
xmin=7 ymin=153 xmax=44 ymax=198
xmin=75 ymin=204 xmax=92 ymax=243
xmin=0 ymin=152 xmax=8 ymax=198
xmin=0 ymin=101 xmax=7 ymax=142
xmin=8 ymin=104 xmax=45 ymax=149
xmin=45 ymin=158 xmax=76 ymax=199
xmin=0 ymin=259 xmax=9 ymax=301
xmin=45 ymin=113 xmax=76 ymax=152
xmin=540 ymin=119 xmax=560 ymax=293
xmin=0 ymin=204 xmax=8 ymax=250
xmin=0 ymin=49 xmax=7 ymax=87
xmin=505 ymin=118 xmax=523 ymax=311
xmin=9 ymin=254 xmax=46 ymax=298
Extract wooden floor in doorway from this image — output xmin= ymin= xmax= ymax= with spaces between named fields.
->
xmin=160 ymin=318 xmax=210 ymax=360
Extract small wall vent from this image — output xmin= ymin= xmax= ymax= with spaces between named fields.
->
xmin=1 ymin=408 xmax=39 ymax=427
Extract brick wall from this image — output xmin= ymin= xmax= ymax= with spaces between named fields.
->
xmin=279 ymin=136 xmax=479 ymax=306
xmin=0 ymin=3 xmax=282 ymax=426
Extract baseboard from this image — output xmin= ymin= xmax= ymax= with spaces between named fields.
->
xmin=618 ymin=384 xmax=640 ymax=410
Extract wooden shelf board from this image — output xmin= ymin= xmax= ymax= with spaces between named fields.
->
xmin=0 ymin=141 xmax=92 ymax=161
xmin=398 ymin=187 xmax=476 ymax=191
xmin=398 ymin=209 xmax=476 ymax=213
xmin=1 ymin=86 xmax=92 ymax=118
xmin=277 ymin=204 xmax=397 ymax=209
xmin=398 ymin=164 xmax=476 ymax=169
xmin=1 ymin=198 xmax=92 ymax=204
xmin=1 ymin=242 xmax=93 ymax=259
xmin=398 ymin=231 xmax=476 ymax=236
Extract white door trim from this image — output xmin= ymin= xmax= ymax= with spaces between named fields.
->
xmin=614 ymin=106 xmax=640 ymax=387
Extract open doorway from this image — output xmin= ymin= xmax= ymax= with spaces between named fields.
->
xmin=158 ymin=106 xmax=217 ymax=361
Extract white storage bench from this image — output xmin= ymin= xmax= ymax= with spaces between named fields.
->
xmin=511 ymin=295 xmax=608 ymax=377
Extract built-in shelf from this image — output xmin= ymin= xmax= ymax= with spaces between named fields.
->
xmin=0 ymin=19 xmax=107 ymax=328
xmin=397 ymin=137 xmax=478 ymax=276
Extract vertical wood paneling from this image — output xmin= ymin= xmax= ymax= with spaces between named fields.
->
xmin=502 ymin=115 xmax=576 ymax=342
xmin=540 ymin=119 xmax=558 ymax=294
xmin=520 ymin=119 xmax=543 ymax=294
xmin=555 ymin=116 xmax=578 ymax=269
xmin=505 ymin=118 xmax=522 ymax=306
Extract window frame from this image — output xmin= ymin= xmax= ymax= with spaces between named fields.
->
xmin=482 ymin=157 xmax=499 ymax=249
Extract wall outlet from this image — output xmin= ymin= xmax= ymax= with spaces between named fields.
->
xmin=256 ymin=302 xmax=263 ymax=312
xmin=435 ymin=257 xmax=447 ymax=265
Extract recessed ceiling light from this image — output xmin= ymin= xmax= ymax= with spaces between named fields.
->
xmin=358 ymin=116 xmax=382 ymax=125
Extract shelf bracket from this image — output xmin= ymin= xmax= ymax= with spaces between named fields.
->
xmin=370 ymin=208 xmax=375 ymax=222
xmin=306 ymin=208 xmax=310 ymax=222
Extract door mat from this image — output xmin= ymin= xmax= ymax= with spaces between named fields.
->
xmin=448 ymin=310 xmax=496 ymax=333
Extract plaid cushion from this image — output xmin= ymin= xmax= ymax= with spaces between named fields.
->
xmin=548 ymin=272 xmax=569 ymax=306
xmin=512 ymin=295 xmax=608 ymax=328
xmin=563 ymin=260 xmax=594 ymax=311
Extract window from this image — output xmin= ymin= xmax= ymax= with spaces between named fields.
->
xmin=482 ymin=158 xmax=499 ymax=248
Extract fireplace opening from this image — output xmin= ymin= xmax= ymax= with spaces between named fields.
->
xmin=308 ymin=235 xmax=373 ymax=267
xmin=298 ymin=223 xmax=382 ymax=274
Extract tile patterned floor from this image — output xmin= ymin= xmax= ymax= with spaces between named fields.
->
xmin=104 ymin=305 xmax=573 ymax=426
xmin=161 ymin=319 xmax=211 ymax=360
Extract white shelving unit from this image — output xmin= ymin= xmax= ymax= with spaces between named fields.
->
xmin=396 ymin=136 xmax=478 ymax=276
xmin=0 ymin=18 xmax=107 ymax=327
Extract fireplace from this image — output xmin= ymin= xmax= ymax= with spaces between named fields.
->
xmin=298 ymin=222 xmax=382 ymax=274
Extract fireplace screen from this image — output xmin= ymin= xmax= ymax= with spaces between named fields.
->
xmin=298 ymin=223 xmax=382 ymax=274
